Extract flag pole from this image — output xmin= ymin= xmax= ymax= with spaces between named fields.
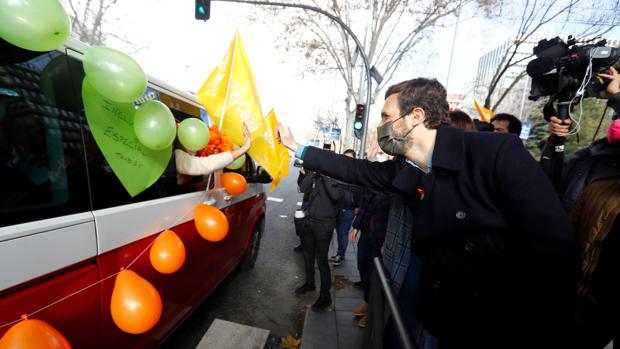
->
xmin=218 ymin=32 xmax=240 ymax=131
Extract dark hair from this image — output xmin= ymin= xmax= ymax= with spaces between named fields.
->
xmin=343 ymin=149 xmax=356 ymax=157
xmin=473 ymin=119 xmax=494 ymax=132
xmin=385 ymin=78 xmax=449 ymax=129
xmin=448 ymin=110 xmax=474 ymax=131
xmin=491 ymin=113 xmax=522 ymax=135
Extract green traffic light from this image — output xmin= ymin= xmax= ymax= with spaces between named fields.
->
xmin=198 ymin=5 xmax=206 ymax=14
xmin=354 ymin=121 xmax=363 ymax=130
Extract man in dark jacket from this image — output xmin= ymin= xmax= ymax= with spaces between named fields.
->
xmin=278 ymin=77 xmax=577 ymax=348
xmin=295 ymin=168 xmax=343 ymax=311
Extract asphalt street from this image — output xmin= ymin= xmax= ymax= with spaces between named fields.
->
xmin=163 ymin=165 xmax=308 ymax=349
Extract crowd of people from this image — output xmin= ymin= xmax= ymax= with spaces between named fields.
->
xmin=282 ymin=66 xmax=620 ymax=349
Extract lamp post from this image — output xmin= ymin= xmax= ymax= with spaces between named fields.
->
xmin=212 ymin=0 xmax=373 ymax=158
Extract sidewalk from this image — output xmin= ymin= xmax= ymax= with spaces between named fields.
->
xmin=300 ymin=233 xmax=364 ymax=349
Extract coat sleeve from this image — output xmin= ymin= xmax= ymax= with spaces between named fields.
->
xmin=175 ymin=150 xmax=234 ymax=176
xmin=494 ymin=136 xmax=578 ymax=323
xmin=303 ymin=146 xmax=399 ymax=191
xmin=496 ymin=136 xmax=576 ymax=258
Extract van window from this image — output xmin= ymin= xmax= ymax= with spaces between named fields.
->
xmin=0 ymin=49 xmax=90 ymax=228
xmin=223 ymin=154 xmax=256 ymax=181
xmin=79 ymin=88 xmax=210 ymax=210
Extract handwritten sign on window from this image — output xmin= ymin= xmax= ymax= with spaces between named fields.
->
xmin=82 ymin=77 xmax=172 ymax=197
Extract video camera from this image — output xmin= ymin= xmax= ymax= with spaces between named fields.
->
xmin=527 ymin=36 xmax=620 ymax=120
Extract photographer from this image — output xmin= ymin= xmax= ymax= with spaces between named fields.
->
xmin=543 ymin=67 xmax=620 ymax=208
xmin=544 ymin=67 xmax=620 ymax=348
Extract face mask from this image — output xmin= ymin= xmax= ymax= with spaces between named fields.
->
xmin=376 ymin=117 xmax=418 ymax=156
xmin=375 ymin=154 xmax=388 ymax=162
xmin=607 ymin=119 xmax=620 ymax=143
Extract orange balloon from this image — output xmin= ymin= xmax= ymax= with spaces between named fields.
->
xmin=0 ymin=318 xmax=71 ymax=349
xmin=110 ymin=270 xmax=162 ymax=334
xmin=194 ymin=204 xmax=229 ymax=242
xmin=149 ymin=230 xmax=186 ymax=274
xmin=220 ymin=172 xmax=248 ymax=195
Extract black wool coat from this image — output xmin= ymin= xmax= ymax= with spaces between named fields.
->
xmin=303 ymin=125 xmax=578 ymax=347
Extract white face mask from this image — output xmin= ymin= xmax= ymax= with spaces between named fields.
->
xmin=375 ymin=154 xmax=388 ymax=162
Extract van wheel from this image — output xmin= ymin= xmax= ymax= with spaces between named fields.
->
xmin=239 ymin=219 xmax=264 ymax=270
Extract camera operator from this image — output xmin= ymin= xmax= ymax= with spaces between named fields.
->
xmin=544 ymin=67 xmax=620 ymax=348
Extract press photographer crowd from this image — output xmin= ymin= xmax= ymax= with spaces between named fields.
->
xmin=279 ymin=37 xmax=620 ymax=349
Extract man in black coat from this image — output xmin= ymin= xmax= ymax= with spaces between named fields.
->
xmin=295 ymin=168 xmax=343 ymax=311
xmin=278 ymin=78 xmax=578 ymax=348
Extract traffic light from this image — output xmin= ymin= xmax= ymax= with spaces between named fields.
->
xmin=353 ymin=104 xmax=365 ymax=140
xmin=195 ymin=0 xmax=211 ymax=20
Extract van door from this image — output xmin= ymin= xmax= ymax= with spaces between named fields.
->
xmin=0 ymin=48 xmax=100 ymax=348
xmin=78 ymin=83 xmax=253 ymax=347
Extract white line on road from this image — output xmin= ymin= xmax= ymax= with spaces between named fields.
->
xmin=267 ymin=197 xmax=284 ymax=203
xmin=279 ymin=215 xmax=288 ymax=218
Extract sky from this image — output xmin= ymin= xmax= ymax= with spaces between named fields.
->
xmin=71 ymin=0 xmax=620 ymax=142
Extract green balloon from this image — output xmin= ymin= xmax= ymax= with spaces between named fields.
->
xmin=133 ymin=100 xmax=176 ymax=151
xmin=177 ymin=118 xmax=210 ymax=151
xmin=82 ymin=46 xmax=147 ymax=103
xmin=0 ymin=0 xmax=71 ymax=52
xmin=226 ymin=145 xmax=246 ymax=170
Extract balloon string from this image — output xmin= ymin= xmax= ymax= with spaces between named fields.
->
xmin=31 ymin=271 xmax=121 ymax=320
xmin=0 ymin=318 xmax=23 ymax=331
xmin=0 ymin=185 xmax=212 ymax=331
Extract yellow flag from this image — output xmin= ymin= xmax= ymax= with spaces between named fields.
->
xmin=266 ymin=110 xmax=290 ymax=191
xmin=473 ymin=100 xmax=494 ymax=123
xmin=196 ymin=33 xmax=289 ymax=189
xmin=197 ymin=32 xmax=264 ymax=145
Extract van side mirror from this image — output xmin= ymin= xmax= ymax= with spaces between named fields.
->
xmin=253 ymin=166 xmax=272 ymax=184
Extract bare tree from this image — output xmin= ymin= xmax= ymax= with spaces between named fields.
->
xmin=63 ymin=0 xmax=143 ymax=51
xmin=253 ymin=0 xmax=490 ymax=147
xmin=478 ymin=0 xmax=620 ymax=112
xmin=312 ymin=108 xmax=342 ymax=131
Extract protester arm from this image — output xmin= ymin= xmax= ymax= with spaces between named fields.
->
xmin=175 ymin=149 xmax=234 ymax=176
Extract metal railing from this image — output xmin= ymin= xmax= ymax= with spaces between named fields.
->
xmin=373 ymin=257 xmax=416 ymax=349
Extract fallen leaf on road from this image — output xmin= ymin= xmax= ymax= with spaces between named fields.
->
xmin=280 ymin=335 xmax=301 ymax=349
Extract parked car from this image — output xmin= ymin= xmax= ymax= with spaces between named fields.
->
xmin=0 ymin=38 xmax=270 ymax=348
